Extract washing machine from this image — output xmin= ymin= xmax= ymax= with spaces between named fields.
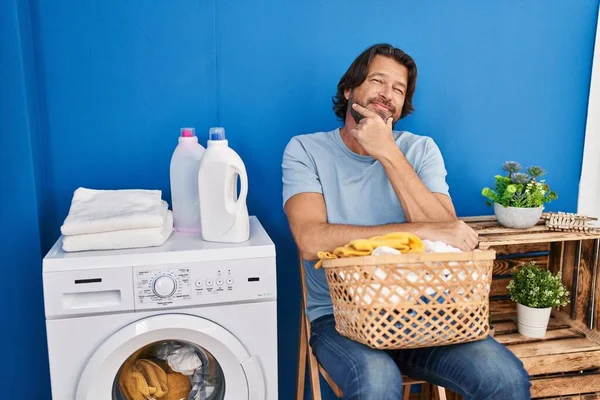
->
xmin=43 ymin=216 xmax=277 ymax=400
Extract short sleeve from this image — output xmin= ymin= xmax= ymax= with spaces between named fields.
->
xmin=281 ymin=137 xmax=323 ymax=207
xmin=418 ymin=138 xmax=450 ymax=196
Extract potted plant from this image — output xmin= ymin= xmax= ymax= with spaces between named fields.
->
xmin=506 ymin=262 xmax=570 ymax=338
xmin=482 ymin=161 xmax=558 ymax=229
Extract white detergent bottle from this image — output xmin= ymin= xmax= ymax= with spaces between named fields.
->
xmin=198 ymin=127 xmax=250 ymax=243
xmin=170 ymin=127 xmax=205 ymax=233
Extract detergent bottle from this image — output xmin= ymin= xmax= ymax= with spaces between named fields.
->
xmin=170 ymin=127 xmax=205 ymax=233
xmin=198 ymin=127 xmax=249 ymax=243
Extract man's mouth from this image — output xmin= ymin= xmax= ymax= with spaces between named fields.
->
xmin=370 ymin=101 xmax=393 ymax=112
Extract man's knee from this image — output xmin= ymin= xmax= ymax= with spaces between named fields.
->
xmin=474 ymin=356 xmax=531 ymax=399
xmin=344 ymin=352 xmax=403 ymax=399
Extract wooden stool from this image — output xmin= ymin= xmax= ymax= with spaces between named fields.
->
xmin=296 ymin=255 xmax=447 ymax=400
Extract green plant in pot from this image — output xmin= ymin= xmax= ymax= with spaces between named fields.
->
xmin=506 ymin=262 xmax=570 ymax=338
xmin=482 ymin=161 xmax=558 ymax=229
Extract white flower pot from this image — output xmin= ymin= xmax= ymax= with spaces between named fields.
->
xmin=494 ymin=203 xmax=543 ymax=229
xmin=517 ymin=303 xmax=552 ymax=338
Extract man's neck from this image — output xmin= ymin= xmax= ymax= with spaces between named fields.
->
xmin=339 ymin=115 xmax=368 ymax=156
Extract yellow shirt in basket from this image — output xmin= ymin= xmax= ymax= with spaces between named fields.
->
xmin=314 ymin=232 xmax=424 ymax=268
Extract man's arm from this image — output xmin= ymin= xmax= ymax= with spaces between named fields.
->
xmin=379 ymin=148 xmax=457 ymax=222
xmin=350 ymin=103 xmax=456 ymax=222
xmin=285 ymin=192 xmax=479 ymax=260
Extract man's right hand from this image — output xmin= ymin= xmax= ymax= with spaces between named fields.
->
xmin=419 ymin=220 xmax=479 ymax=251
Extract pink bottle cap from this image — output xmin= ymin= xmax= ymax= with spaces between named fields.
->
xmin=181 ymin=127 xmax=195 ymax=137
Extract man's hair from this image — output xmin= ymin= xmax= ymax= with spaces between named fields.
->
xmin=332 ymin=43 xmax=418 ymax=120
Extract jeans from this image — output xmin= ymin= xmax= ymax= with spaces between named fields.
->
xmin=310 ymin=314 xmax=531 ymax=400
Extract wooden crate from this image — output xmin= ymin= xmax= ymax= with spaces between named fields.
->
xmin=449 ymin=215 xmax=600 ymax=399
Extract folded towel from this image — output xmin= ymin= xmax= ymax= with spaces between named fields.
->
xmin=62 ymin=207 xmax=174 ymax=252
xmin=61 ymin=187 xmax=165 ymax=236
xmin=422 ymin=240 xmax=462 ymax=253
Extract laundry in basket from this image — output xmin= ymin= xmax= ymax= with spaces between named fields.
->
xmin=318 ymin=232 xmax=496 ymax=350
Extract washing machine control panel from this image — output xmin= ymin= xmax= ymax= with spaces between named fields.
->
xmin=135 ymin=268 xmax=192 ymax=305
xmin=133 ymin=257 xmax=276 ymax=310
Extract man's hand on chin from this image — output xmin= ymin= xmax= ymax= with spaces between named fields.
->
xmin=349 ymin=103 xmax=400 ymax=162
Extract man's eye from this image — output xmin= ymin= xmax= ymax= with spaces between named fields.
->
xmin=394 ymin=88 xmax=404 ymax=95
xmin=372 ymin=79 xmax=383 ymax=84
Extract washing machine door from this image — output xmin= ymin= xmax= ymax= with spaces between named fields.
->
xmin=76 ymin=314 xmax=265 ymax=400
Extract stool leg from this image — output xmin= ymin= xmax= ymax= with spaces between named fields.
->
xmin=434 ymin=385 xmax=447 ymax=400
xmin=308 ymin=344 xmax=323 ymax=400
xmin=420 ymin=383 xmax=429 ymax=400
xmin=297 ymin=307 xmax=307 ymax=400
xmin=403 ymin=383 xmax=412 ymax=400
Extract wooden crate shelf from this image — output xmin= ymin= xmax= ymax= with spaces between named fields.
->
xmin=450 ymin=215 xmax=600 ymax=399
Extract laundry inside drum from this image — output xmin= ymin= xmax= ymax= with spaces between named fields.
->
xmin=112 ymin=340 xmax=225 ymax=400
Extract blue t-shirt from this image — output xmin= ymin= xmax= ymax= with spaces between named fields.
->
xmin=281 ymin=127 xmax=450 ymax=322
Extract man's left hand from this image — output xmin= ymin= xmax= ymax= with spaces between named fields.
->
xmin=349 ymin=103 xmax=399 ymax=161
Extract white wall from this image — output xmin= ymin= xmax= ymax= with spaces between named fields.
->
xmin=579 ymin=6 xmax=600 ymax=219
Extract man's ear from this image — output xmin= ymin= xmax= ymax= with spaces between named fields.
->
xmin=344 ymin=89 xmax=351 ymax=101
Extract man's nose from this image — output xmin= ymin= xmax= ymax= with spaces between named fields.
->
xmin=379 ymin=85 xmax=393 ymax=100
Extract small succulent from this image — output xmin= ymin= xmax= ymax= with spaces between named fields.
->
xmin=511 ymin=173 xmax=530 ymax=184
xmin=527 ymin=166 xmax=546 ymax=180
xmin=502 ymin=161 xmax=522 ymax=177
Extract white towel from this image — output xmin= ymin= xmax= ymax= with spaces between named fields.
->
xmin=422 ymin=240 xmax=462 ymax=253
xmin=62 ymin=208 xmax=174 ymax=252
xmin=60 ymin=187 xmax=165 ymax=236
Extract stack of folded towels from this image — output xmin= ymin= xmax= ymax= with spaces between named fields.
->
xmin=60 ymin=187 xmax=174 ymax=252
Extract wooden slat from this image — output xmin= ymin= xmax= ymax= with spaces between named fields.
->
xmin=493 ymin=318 xmax=569 ymax=334
xmin=490 ymin=277 xmax=511 ymax=297
xmin=493 ymin=254 xmax=549 ymax=276
xmin=460 ymin=215 xmax=496 ymax=222
xmin=474 ymin=224 xmax=546 ymax=236
xmin=490 ymin=299 xmax=516 ymax=317
xmin=479 ymin=232 xmax=600 ymax=249
xmin=574 ymin=240 xmax=595 ymax=325
xmin=487 ymin=242 xmax=549 ymax=256
xmin=508 ymin=338 xmax=600 ymax=358
xmin=562 ymin=241 xmax=579 ymax=317
xmin=549 ymin=241 xmax=565 ymax=275
xmin=584 ymin=239 xmax=600 ymax=330
xmin=542 ymin=395 xmax=600 ymax=400
xmin=522 ymin=350 xmax=600 ymax=376
xmin=495 ymin=328 xmax=583 ymax=345
xmin=593 ymin=240 xmax=600 ymax=330
xmin=531 ymin=373 xmax=600 ymax=398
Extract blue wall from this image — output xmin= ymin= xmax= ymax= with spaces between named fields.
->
xmin=1 ymin=0 xmax=49 ymax=397
xmin=2 ymin=0 xmax=599 ymax=398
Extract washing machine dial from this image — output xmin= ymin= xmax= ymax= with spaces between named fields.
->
xmin=153 ymin=275 xmax=177 ymax=298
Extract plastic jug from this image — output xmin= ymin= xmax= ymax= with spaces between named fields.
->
xmin=170 ymin=127 xmax=205 ymax=233
xmin=198 ymin=127 xmax=249 ymax=243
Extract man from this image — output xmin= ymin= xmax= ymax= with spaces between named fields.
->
xmin=282 ymin=43 xmax=531 ymax=399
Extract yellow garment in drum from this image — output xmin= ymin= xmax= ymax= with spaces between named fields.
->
xmin=314 ymin=232 xmax=424 ymax=268
xmin=165 ymin=373 xmax=192 ymax=400
xmin=119 ymin=357 xmax=169 ymax=400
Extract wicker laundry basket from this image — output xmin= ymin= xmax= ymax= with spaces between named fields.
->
xmin=321 ymin=250 xmax=496 ymax=350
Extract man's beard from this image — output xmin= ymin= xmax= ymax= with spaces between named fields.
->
xmin=349 ymin=96 xmax=397 ymax=125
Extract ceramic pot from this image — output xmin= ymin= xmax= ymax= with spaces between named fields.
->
xmin=516 ymin=303 xmax=552 ymax=338
xmin=494 ymin=203 xmax=543 ymax=229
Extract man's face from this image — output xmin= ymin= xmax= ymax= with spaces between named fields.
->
xmin=345 ymin=55 xmax=408 ymax=124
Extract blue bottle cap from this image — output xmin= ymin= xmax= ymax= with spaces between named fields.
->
xmin=209 ymin=127 xmax=226 ymax=141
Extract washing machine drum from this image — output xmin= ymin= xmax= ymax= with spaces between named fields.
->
xmin=77 ymin=314 xmax=265 ymax=400
xmin=112 ymin=339 xmax=225 ymax=400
